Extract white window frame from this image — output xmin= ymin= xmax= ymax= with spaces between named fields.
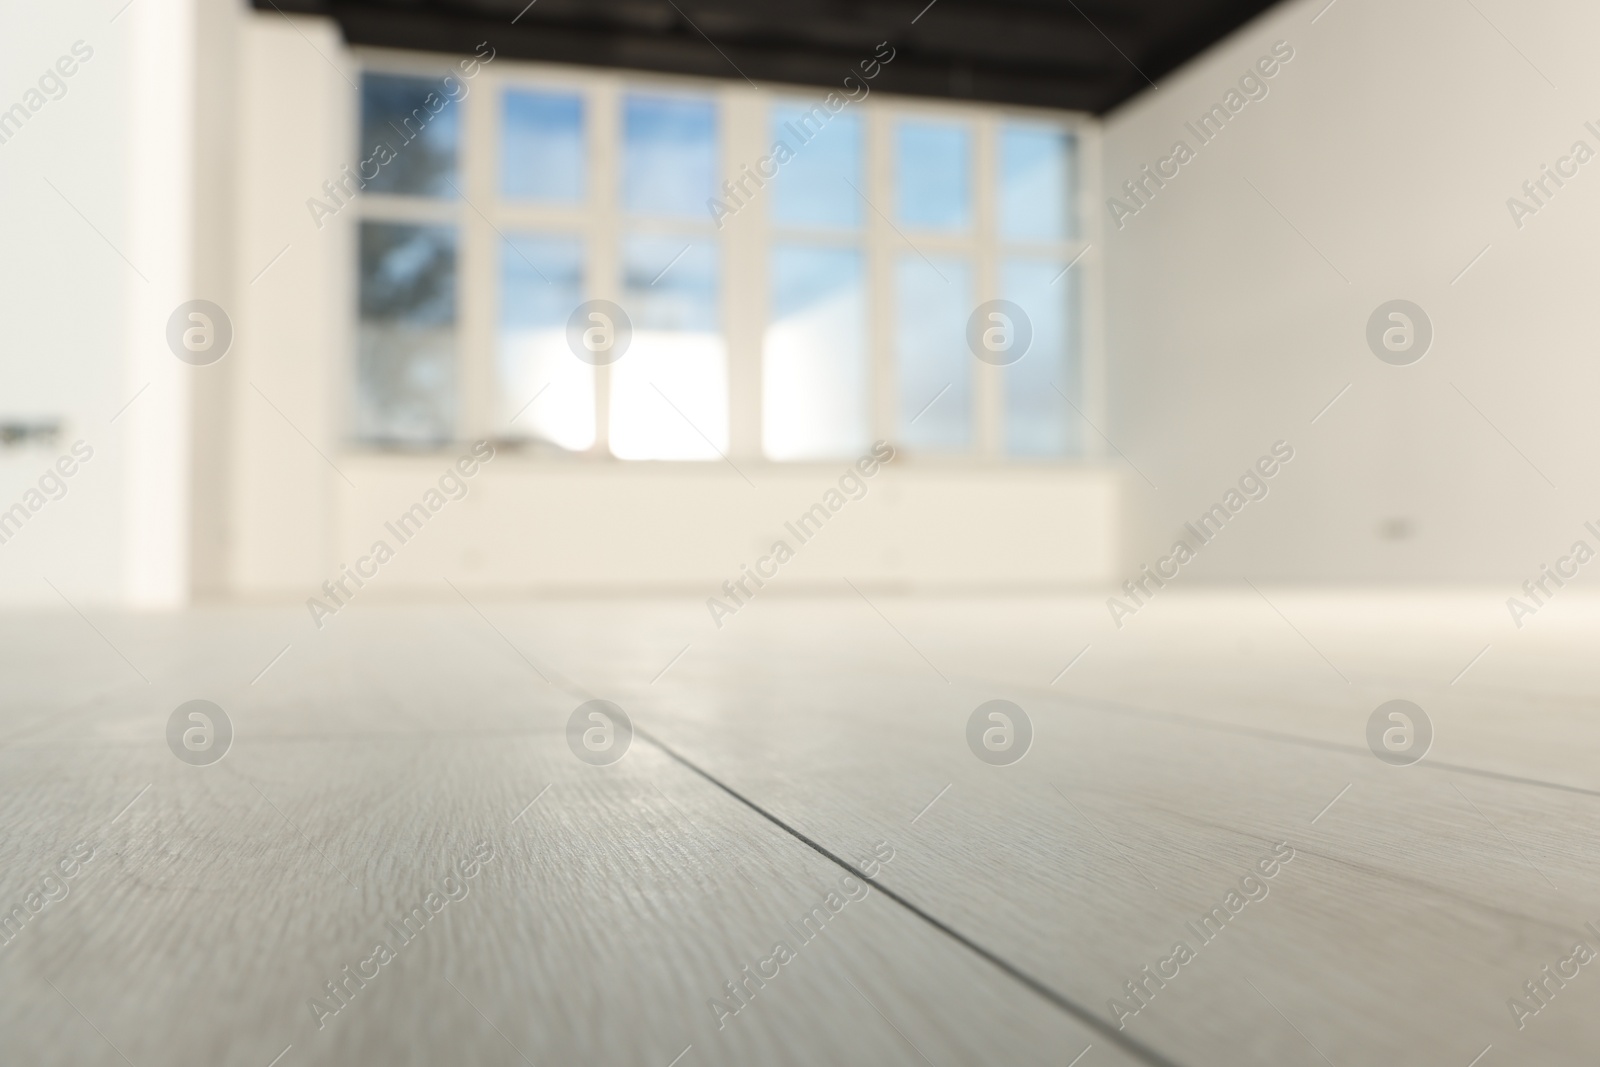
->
xmin=351 ymin=47 xmax=1105 ymax=467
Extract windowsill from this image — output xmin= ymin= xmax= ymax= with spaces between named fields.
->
xmin=336 ymin=446 xmax=1112 ymax=472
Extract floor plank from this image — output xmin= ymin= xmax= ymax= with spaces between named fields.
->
xmin=7 ymin=594 xmax=1600 ymax=1064
xmin=506 ymin=592 xmax=1600 ymax=1066
xmin=0 ymin=606 xmax=1146 ymax=1067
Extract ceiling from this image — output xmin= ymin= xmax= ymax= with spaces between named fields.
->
xmin=257 ymin=0 xmax=1285 ymax=115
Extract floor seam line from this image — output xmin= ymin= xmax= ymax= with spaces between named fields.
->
xmin=634 ymin=725 xmax=1191 ymax=1067
xmin=985 ymin=679 xmax=1600 ymax=800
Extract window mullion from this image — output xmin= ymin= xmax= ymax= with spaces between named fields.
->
xmin=865 ymin=102 xmax=896 ymax=451
xmin=1076 ymin=120 xmax=1105 ymax=464
xmin=720 ymin=85 xmax=767 ymax=463
xmin=974 ymin=112 xmax=1001 ymax=460
xmin=588 ymin=76 xmax=621 ymax=458
xmin=458 ymin=60 xmax=497 ymax=446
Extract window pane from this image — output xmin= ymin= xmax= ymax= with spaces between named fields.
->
xmin=623 ymin=94 xmax=717 ymax=218
xmin=769 ymin=103 xmax=862 ymax=229
xmin=895 ymin=120 xmax=969 ymax=230
xmin=502 ymin=89 xmax=584 ymax=201
xmin=359 ymin=73 xmax=459 ymax=197
xmin=610 ymin=236 xmax=726 ymax=459
xmin=498 ymin=234 xmax=591 ymax=451
xmin=357 ymin=222 xmax=456 ymax=444
xmin=1003 ymin=258 xmax=1079 ymax=457
xmin=897 ymin=255 xmax=971 ymax=450
xmin=1001 ymin=124 xmax=1075 ymax=241
xmin=764 ymin=245 xmax=867 ymax=460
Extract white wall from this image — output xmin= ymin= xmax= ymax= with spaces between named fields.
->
xmin=0 ymin=0 xmax=198 ymax=607
xmin=1104 ymin=0 xmax=1600 ymax=582
xmin=328 ymin=458 xmax=1115 ymax=595
xmin=229 ymin=13 xmax=351 ymax=596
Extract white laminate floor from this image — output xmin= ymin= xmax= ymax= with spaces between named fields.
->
xmin=2 ymin=590 xmax=1597 ymax=1066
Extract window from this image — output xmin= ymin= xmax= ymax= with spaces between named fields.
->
xmin=766 ymin=245 xmax=868 ymax=460
xmin=764 ymin=101 xmax=867 ymax=460
xmin=357 ymin=222 xmax=457 ymax=446
xmin=614 ymin=93 xmax=726 ymax=460
xmin=359 ymin=73 xmax=459 ymax=197
xmin=497 ymin=234 xmax=588 ymax=449
xmin=613 ymin=235 xmax=725 ymax=460
xmin=501 ymin=89 xmax=584 ymax=201
xmin=351 ymin=60 xmax=1096 ymax=463
xmin=355 ymin=73 xmax=462 ymax=446
xmin=895 ymin=119 xmax=970 ymax=230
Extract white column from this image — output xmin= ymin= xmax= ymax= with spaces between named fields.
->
xmin=121 ymin=0 xmax=197 ymax=606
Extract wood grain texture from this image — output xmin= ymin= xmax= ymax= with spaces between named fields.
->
xmin=4 ymin=592 xmax=1598 ymax=1065
xmin=491 ymin=591 xmax=1600 ymax=1066
xmin=0 ymin=606 xmax=1141 ymax=1067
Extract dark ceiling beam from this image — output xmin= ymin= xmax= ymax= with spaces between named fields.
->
xmin=256 ymin=0 xmax=1284 ymax=114
xmin=1134 ymin=0 xmax=1291 ymax=89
